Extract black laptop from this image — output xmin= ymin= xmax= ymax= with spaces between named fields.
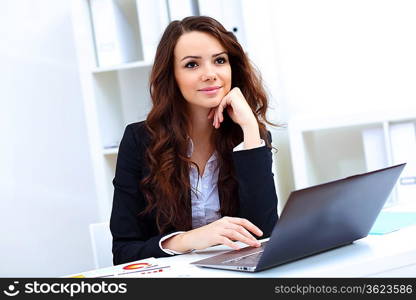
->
xmin=190 ymin=163 xmax=406 ymax=272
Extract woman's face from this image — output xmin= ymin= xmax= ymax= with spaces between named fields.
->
xmin=173 ymin=31 xmax=232 ymax=110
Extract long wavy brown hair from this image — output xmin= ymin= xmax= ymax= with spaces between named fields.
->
xmin=140 ymin=16 xmax=277 ymax=234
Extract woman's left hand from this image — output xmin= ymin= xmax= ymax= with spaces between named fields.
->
xmin=207 ymin=87 xmax=257 ymax=129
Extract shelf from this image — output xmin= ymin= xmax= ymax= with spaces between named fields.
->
xmin=288 ymin=112 xmax=416 ymax=209
xmin=92 ymin=60 xmax=153 ymax=74
xmin=301 ymin=124 xmax=375 ymax=186
xmin=289 ymin=110 xmax=416 ymax=132
xmin=92 ymin=65 xmax=152 ymax=149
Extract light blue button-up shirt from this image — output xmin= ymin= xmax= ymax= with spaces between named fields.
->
xmin=188 ymin=137 xmax=221 ymax=229
xmin=159 ymin=137 xmax=265 ymax=255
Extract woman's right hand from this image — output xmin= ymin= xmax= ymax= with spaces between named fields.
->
xmin=161 ymin=216 xmax=263 ymax=252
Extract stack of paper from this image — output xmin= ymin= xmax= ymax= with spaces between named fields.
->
xmin=65 ymin=257 xmax=160 ymax=278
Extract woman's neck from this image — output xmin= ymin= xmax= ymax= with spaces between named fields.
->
xmin=187 ymin=106 xmax=215 ymax=150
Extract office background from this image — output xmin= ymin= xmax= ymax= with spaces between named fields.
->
xmin=1 ymin=0 xmax=416 ymax=277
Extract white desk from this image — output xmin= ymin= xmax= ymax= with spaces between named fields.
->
xmin=156 ymin=225 xmax=416 ymax=278
xmin=69 ymin=224 xmax=416 ymax=278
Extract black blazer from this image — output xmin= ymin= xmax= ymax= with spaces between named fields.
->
xmin=110 ymin=121 xmax=279 ymax=265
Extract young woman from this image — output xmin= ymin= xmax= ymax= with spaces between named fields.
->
xmin=110 ymin=16 xmax=279 ymax=265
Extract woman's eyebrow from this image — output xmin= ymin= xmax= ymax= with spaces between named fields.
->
xmin=181 ymin=51 xmax=228 ymax=61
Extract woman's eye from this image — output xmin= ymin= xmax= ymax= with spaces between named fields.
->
xmin=185 ymin=62 xmax=197 ymax=68
xmin=216 ymin=57 xmax=227 ymax=64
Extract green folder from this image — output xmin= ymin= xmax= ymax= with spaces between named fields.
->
xmin=369 ymin=211 xmax=416 ymax=235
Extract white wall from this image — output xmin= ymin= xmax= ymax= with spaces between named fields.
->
xmin=241 ymin=0 xmax=416 ymax=208
xmin=270 ymin=0 xmax=416 ymax=119
xmin=242 ymin=0 xmax=295 ymax=210
xmin=0 ymin=1 xmax=99 ymax=276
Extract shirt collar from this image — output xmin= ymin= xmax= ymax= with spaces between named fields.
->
xmin=186 ymin=136 xmax=218 ymax=163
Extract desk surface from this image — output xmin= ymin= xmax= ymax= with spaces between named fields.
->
xmin=69 ymin=225 xmax=416 ymax=278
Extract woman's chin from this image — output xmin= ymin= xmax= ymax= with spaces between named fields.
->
xmin=208 ymin=96 xmax=223 ymax=107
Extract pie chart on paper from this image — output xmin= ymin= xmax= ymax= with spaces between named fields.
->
xmin=122 ymin=263 xmax=151 ymax=270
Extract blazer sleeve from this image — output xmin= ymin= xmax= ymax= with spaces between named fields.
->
xmin=232 ymin=131 xmax=278 ymax=238
xmin=110 ymin=124 xmax=174 ymax=265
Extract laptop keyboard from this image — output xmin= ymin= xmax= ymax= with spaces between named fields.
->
xmin=220 ymin=242 xmax=268 ymax=265
xmin=221 ymin=249 xmax=264 ymax=265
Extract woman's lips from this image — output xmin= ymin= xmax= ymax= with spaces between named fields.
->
xmin=198 ymin=87 xmax=222 ymax=95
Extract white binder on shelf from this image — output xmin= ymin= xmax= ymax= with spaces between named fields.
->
xmin=362 ymin=126 xmax=395 ymax=206
xmin=198 ymin=0 xmax=247 ymax=49
xmin=361 ymin=127 xmax=388 ymax=172
xmin=135 ymin=0 xmax=170 ymax=62
xmin=89 ymin=0 xmax=140 ymax=67
xmin=167 ymin=0 xmax=198 ymax=21
xmin=389 ymin=122 xmax=416 ymax=204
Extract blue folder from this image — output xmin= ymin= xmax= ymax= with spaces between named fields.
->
xmin=369 ymin=211 xmax=416 ymax=235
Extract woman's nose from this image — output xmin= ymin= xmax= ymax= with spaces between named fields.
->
xmin=201 ymin=73 xmax=217 ymax=81
xmin=201 ymin=64 xmax=217 ymax=81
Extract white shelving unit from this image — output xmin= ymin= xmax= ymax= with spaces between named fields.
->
xmin=71 ymin=0 xmax=247 ymax=221
xmin=288 ymin=111 xmax=416 ymax=209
